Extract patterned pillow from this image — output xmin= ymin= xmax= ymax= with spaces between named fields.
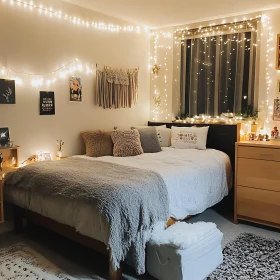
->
xmin=80 ymin=130 xmax=113 ymax=157
xmin=171 ymin=126 xmax=209 ymax=149
xmin=111 ymin=129 xmax=143 ymax=157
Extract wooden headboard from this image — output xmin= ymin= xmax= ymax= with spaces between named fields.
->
xmin=148 ymin=121 xmax=240 ymax=168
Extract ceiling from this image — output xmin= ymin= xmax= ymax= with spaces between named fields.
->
xmin=62 ymin=0 xmax=280 ymax=28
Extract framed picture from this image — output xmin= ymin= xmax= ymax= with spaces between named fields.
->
xmin=277 ymin=79 xmax=280 ymax=94
xmin=40 ymin=91 xmax=55 ymax=115
xmin=273 ymin=98 xmax=280 ymax=121
xmin=0 ymin=79 xmax=15 ymax=104
xmin=69 ymin=77 xmax=82 ymax=102
xmin=0 ymin=127 xmax=10 ymax=145
xmin=277 ymin=34 xmax=280 ymax=70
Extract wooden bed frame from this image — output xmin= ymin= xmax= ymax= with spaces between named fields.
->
xmin=12 ymin=122 xmax=240 ymax=280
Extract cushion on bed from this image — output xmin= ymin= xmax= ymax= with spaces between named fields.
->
xmin=156 ymin=127 xmax=171 ymax=147
xmin=171 ymin=126 xmax=209 ymax=150
xmin=80 ymin=130 xmax=113 ymax=157
xmin=133 ymin=127 xmax=162 ymax=153
xmin=111 ymin=129 xmax=143 ymax=157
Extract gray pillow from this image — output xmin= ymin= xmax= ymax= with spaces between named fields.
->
xmin=137 ymin=127 xmax=162 ymax=153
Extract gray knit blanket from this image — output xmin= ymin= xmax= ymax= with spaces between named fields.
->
xmin=3 ymin=157 xmax=169 ymax=274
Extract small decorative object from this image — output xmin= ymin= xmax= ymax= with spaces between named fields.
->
xmin=37 ymin=152 xmax=51 ymax=161
xmin=21 ymin=154 xmax=38 ymax=166
xmin=152 ymin=64 xmax=161 ymax=75
xmin=276 ymin=34 xmax=280 ymax=70
xmin=40 ymin=91 xmax=55 ymax=115
xmin=57 ymin=139 xmax=64 ymax=158
xmin=273 ymin=97 xmax=280 ymax=121
xmin=0 ymin=127 xmax=10 ymax=146
xmin=69 ymin=77 xmax=82 ymax=102
xmin=0 ymin=152 xmax=3 ymax=171
xmin=271 ymin=126 xmax=279 ymax=139
xmin=11 ymin=157 xmax=16 ymax=167
xmin=0 ymin=79 xmax=15 ymax=104
xmin=153 ymin=95 xmax=161 ymax=108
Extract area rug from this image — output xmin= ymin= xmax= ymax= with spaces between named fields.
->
xmin=0 ymin=243 xmax=75 ymax=280
xmin=208 ymin=233 xmax=280 ymax=280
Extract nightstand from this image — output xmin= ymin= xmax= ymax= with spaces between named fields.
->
xmin=0 ymin=167 xmax=18 ymax=223
xmin=234 ymin=141 xmax=280 ymax=229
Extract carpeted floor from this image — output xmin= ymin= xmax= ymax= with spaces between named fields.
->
xmin=0 ymin=209 xmax=280 ymax=280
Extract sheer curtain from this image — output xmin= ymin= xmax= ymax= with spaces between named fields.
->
xmin=181 ymin=31 xmax=256 ymax=116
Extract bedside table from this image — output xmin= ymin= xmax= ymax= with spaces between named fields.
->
xmin=0 ymin=167 xmax=18 ymax=223
xmin=234 ymin=140 xmax=280 ymax=229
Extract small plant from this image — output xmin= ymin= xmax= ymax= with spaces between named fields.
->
xmin=57 ymin=140 xmax=64 ymax=151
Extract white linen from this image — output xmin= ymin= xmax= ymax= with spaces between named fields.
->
xmin=76 ymin=147 xmax=231 ymax=219
xmin=6 ymin=148 xmax=231 ymax=245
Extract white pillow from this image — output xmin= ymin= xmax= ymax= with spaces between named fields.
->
xmin=171 ymin=126 xmax=209 ymax=149
xmin=156 ymin=127 xmax=171 ymax=147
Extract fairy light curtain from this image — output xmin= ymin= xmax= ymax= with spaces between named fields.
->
xmin=96 ymin=67 xmax=139 ymax=109
xmin=179 ymin=19 xmax=258 ymax=117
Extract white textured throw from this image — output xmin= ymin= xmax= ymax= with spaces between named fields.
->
xmin=150 ymin=221 xmax=218 ymax=249
xmin=4 ymin=158 xmax=169 ymax=274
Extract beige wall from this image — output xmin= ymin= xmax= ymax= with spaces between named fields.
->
xmin=0 ymin=0 xmax=150 ymax=162
xmin=151 ymin=9 xmax=280 ymax=132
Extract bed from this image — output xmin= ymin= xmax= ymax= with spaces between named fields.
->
xmin=3 ymin=123 xmax=240 ymax=280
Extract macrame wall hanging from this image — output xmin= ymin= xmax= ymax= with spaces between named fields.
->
xmin=96 ymin=66 xmax=139 ymax=109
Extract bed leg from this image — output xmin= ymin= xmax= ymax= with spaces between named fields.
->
xmin=108 ymin=256 xmax=123 ymax=280
xmin=14 ymin=207 xmax=24 ymax=233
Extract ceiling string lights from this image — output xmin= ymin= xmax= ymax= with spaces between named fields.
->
xmin=1 ymin=0 xmax=149 ymax=33
xmin=0 ymin=59 xmax=93 ymax=87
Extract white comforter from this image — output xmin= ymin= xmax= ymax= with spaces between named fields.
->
xmin=6 ymin=148 xmax=231 ymax=244
xmin=77 ymin=147 xmax=231 ymax=219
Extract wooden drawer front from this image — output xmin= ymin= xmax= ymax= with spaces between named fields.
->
xmin=237 ymin=158 xmax=280 ymax=192
xmin=237 ymin=186 xmax=280 ymax=225
xmin=238 ymin=146 xmax=280 ymax=161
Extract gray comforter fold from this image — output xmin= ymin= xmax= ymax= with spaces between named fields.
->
xmin=3 ymin=157 xmax=169 ymax=274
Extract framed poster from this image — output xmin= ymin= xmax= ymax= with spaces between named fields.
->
xmin=0 ymin=127 xmax=10 ymax=145
xmin=0 ymin=79 xmax=15 ymax=104
xmin=40 ymin=91 xmax=55 ymax=115
xmin=273 ymin=98 xmax=280 ymax=121
xmin=69 ymin=77 xmax=82 ymax=102
xmin=276 ymin=34 xmax=280 ymax=70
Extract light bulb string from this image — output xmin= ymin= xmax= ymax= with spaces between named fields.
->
xmin=2 ymin=0 xmax=146 ymax=33
xmin=0 ymin=59 xmax=94 ymax=79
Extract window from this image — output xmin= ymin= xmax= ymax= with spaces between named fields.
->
xmin=180 ymin=29 xmax=257 ymax=117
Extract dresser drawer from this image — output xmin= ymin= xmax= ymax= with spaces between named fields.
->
xmin=237 ymin=158 xmax=280 ymax=192
xmin=237 ymin=186 xmax=280 ymax=225
xmin=238 ymin=146 xmax=280 ymax=161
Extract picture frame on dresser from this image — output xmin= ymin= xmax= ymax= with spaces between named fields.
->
xmin=0 ymin=127 xmax=10 ymax=146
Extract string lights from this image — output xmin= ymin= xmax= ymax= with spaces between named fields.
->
xmin=0 ymin=59 xmax=93 ymax=87
xmin=1 ymin=0 xmax=149 ymax=33
xmin=151 ymin=15 xmax=266 ymax=123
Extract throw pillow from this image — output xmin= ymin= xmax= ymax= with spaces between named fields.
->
xmin=155 ymin=127 xmax=171 ymax=147
xmin=171 ymin=126 xmax=209 ymax=149
xmin=80 ymin=130 xmax=113 ymax=157
xmin=136 ymin=127 xmax=162 ymax=153
xmin=111 ymin=129 xmax=143 ymax=157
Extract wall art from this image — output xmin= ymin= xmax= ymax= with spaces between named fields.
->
xmin=0 ymin=127 xmax=10 ymax=145
xmin=273 ymin=98 xmax=280 ymax=121
xmin=69 ymin=77 xmax=82 ymax=102
xmin=0 ymin=79 xmax=15 ymax=104
xmin=277 ymin=34 xmax=280 ymax=70
xmin=40 ymin=91 xmax=55 ymax=115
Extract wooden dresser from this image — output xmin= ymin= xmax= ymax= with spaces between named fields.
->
xmin=234 ymin=141 xmax=280 ymax=229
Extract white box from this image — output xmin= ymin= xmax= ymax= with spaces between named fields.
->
xmin=147 ymin=228 xmax=223 ymax=280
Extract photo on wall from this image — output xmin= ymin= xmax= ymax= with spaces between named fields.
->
xmin=0 ymin=79 xmax=15 ymax=104
xmin=69 ymin=77 xmax=82 ymax=102
xmin=0 ymin=127 xmax=10 ymax=145
xmin=40 ymin=91 xmax=55 ymax=115
xmin=273 ymin=98 xmax=280 ymax=121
